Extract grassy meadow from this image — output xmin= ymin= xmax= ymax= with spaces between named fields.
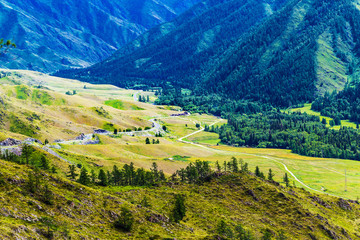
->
xmin=0 ymin=69 xmax=360 ymax=201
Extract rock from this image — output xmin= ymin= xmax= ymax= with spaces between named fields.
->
xmin=93 ymin=129 xmax=109 ymax=134
xmin=0 ymin=138 xmax=22 ymax=146
xmin=246 ymin=189 xmax=259 ymax=201
xmin=310 ymin=196 xmax=331 ymax=209
xmin=147 ymin=213 xmax=169 ymax=223
xmin=24 ymin=138 xmax=43 ymax=145
xmin=54 ymin=139 xmax=64 ymax=143
xmin=83 ymin=140 xmax=100 ymax=145
xmin=319 ymin=224 xmax=340 ymax=239
xmin=49 ymin=144 xmax=61 ymax=149
xmin=75 ymin=133 xmax=86 ymax=140
xmin=338 ymin=199 xmax=352 ymax=211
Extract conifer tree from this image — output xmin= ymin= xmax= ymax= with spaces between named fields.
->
xmin=78 ymin=168 xmax=90 ymax=186
xmin=67 ymin=165 xmax=78 ymax=180
xmin=98 ymin=169 xmax=108 ymax=186
xmin=171 ymin=194 xmax=186 ymax=223
xmin=283 ymin=173 xmax=290 ymax=187
xmin=268 ymin=169 xmax=275 ymax=181
xmin=40 ymin=155 xmax=50 ymax=170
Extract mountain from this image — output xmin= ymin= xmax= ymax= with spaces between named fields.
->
xmin=56 ymin=0 xmax=289 ymax=88
xmin=57 ymin=0 xmax=360 ymax=107
xmin=0 ymin=0 xmax=200 ymax=73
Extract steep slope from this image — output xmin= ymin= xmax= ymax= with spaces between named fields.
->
xmin=58 ymin=0 xmax=360 ymax=107
xmin=55 ymin=0 xmax=289 ymax=88
xmin=1 ymin=157 xmax=360 ymax=239
xmin=0 ymin=0 xmax=200 ymax=73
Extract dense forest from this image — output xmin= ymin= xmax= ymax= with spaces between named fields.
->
xmin=207 ymin=112 xmax=360 ymax=160
xmin=57 ymin=0 xmax=360 ymax=107
xmin=312 ymin=82 xmax=360 ymax=124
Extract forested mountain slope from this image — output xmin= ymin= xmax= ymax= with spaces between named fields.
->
xmin=0 ymin=0 xmax=200 ymax=72
xmin=57 ymin=0 xmax=360 ymax=107
xmin=55 ymin=0 xmax=289 ymax=89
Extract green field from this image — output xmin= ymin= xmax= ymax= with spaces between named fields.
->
xmin=288 ymin=103 xmax=358 ymax=130
xmin=1 ymin=69 xmax=360 ymax=200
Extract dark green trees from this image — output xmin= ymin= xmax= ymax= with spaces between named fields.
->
xmin=67 ymin=165 xmax=78 ymax=180
xmin=171 ymin=194 xmax=186 ymax=223
xmin=268 ymin=169 xmax=274 ymax=181
xmin=98 ymin=169 xmax=108 ymax=186
xmin=78 ymin=168 xmax=90 ymax=185
xmin=114 ymin=206 xmax=134 ymax=232
xmin=283 ymin=173 xmax=290 ymax=187
xmin=0 ymin=39 xmax=16 ymax=55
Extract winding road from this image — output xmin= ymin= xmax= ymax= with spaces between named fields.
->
xmin=177 ymin=118 xmax=344 ymax=199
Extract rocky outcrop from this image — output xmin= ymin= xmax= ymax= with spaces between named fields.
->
xmin=0 ymin=138 xmax=22 ymax=146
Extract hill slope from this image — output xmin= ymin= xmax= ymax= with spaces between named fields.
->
xmin=0 ymin=0 xmax=200 ymax=73
xmin=57 ymin=0 xmax=360 ymax=107
xmin=1 ymin=157 xmax=360 ymax=239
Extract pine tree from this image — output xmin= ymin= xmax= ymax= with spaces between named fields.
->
xmin=42 ymin=184 xmax=53 ymax=205
xmin=255 ymin=166 xmax=261 ymax=177
xmin=283 ymin=173 xmax=290 ymax=187
xmin=171 ymin=194 xmax=186 ymax=223
xmin=268 ymin=169 xmax=275 ymax=181
xmin=98 ymin=169 xmax=108 ymax=186
xmin=40 ymin=155 xmax=49 ymax=170
xmin=145 ymin=138 xmax=151 ymax=144
xmin=22 ymin=144 xmax=33 ymax=165
xmin=215 ymin=161 xmax=221 ymax=172
xmin=78 ymin=168 xmax=90 ymax=186
xmin=231 ymin=157 xmax=239 ymax=172
xmin=114 ymin=206 xmax=134 ymax=232
xmin=67 ymin=165 xmax=78 ymax=180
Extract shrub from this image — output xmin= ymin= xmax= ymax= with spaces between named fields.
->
xmin=114 ymin=206 xmax=134 ymax=232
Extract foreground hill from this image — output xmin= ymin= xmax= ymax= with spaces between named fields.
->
xmin=0 ymin=0 xmax=200 ymax=72
xmin=1 ymin=156 xmax=360 ymax=239
xmin=57 ymin=0 xmax=360 ymax=107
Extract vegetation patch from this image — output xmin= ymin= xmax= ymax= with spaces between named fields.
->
xmin=172 ymin=155 xmax=191 ymax=162
xmin=15 ymin=85 xmax=31 ymax=100
xmin=104 ymin=99 xmax=125 ymax=110
xmin=103 ymin=122 xmax=116 ymax=132
xmin=131 ymin=104 xmax=144 ymax=110
xmin=32 ymin=89 xmax=53 ymax=105
xmin=9 ymin=114 xmax=37 ymax=137
xmin=93 ymin=107 xmax=111 ymax=119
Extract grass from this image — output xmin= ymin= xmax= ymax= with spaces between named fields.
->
xmin=289 ymin=103 xmax=358 ymax=129
xmin=185 ymin=131 xmax=221 ymax=145
xmin=1 ymin=157 xmax=360 ymax=239
xmin=104 ymin=99 xmax=125 ymax=110
xmin=2 ymin=69 xmax=360 ymax=200
xmin=15 ymin=85 xmax=30 ymax=100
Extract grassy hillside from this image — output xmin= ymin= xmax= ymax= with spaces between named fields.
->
xmin=1 ymin=157 xmax=360 ymax=239
xmin=2 ymin=70 xmax=360 ymax=201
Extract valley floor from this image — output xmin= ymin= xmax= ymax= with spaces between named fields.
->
xmin=1 ymin=69 xmax=359 ymax=201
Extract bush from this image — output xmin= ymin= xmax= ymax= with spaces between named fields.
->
xmin=114 ymin=206 xmax=134 ymax=232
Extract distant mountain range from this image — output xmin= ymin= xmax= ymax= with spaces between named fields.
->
xmin=0 ymin=0 xmax=200 ymax=72
xmin=57 ymin=0 xmax=360 ymax=107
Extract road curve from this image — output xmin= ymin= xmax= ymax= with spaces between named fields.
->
xmin=177 ymin=118 xmax=344 ymax=199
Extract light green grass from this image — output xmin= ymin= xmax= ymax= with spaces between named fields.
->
xmin=288 ymin=103 xmax=357 ymax=129
xmin=104 ymin=99 xmax=125 ymax=110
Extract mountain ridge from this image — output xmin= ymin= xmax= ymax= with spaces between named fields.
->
xmin=0 ymin=0 xmax=200 ymax=73
xmin=57 ymin=0 xmax=360 ymax=107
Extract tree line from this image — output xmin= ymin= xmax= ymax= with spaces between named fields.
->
xmin=207 ymin=111 xmax=360 ymax=160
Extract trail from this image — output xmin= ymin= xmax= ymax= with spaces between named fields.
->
xmin=177 ymin=118 xmax=344 ymax=199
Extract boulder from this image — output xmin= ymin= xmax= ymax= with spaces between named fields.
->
xmin=0 ymin=138 xmax=22 ymax=146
